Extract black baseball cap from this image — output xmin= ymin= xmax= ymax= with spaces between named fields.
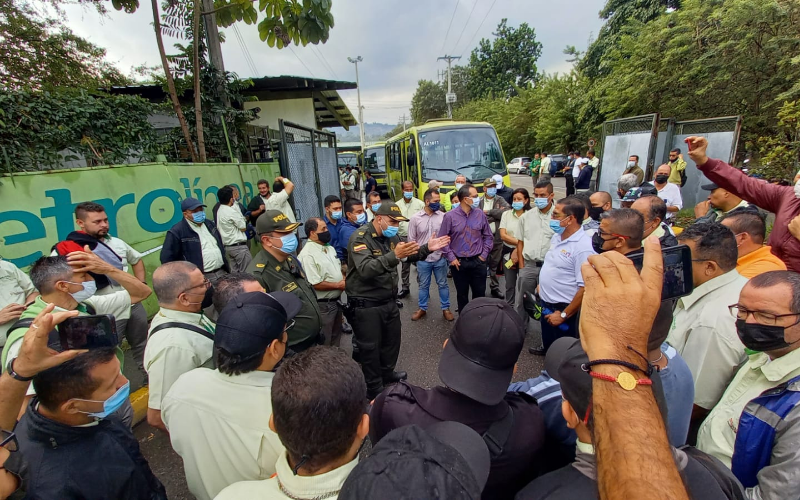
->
xmin=339 ymin=423 xmax=489 ymax=500
xmin=181 ymin=197 xmax=205 ymax=211
xmin=256 ymin=210 xmax=302 ymax=234
xmin=214 ymin=291 xmax=301 ymax=358
xmin=701 ymin=182 xmax=720 ymax=191
xmin=544 ymin=337 xmax=592 ymax=423
xmin=439 ymin=298 xmax=525 ymax=405
xmin=372 ymin=201 xmax=409 ymax=221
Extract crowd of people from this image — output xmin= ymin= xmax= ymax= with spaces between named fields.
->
xmin=0 ymin=136 xmax=800 ymax=499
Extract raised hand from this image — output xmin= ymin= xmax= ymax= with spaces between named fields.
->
xmin=66 ymin=246 xmax=115 ymax=274
xmin=13 ymin=303 xmax=86 ymax=379
xmin=684 ymin=136 xmax=709 ymax=165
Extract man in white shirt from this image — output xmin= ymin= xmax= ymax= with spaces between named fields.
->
xmin=653 ymin=164 xmax=683 ymax=221
xmin=216 ymin=347 xmax=368 ymax=500
xmin=216 ymin=186 xmax=252 ymax=273
xmin=144 ymin=261 xmax=216 ymax=433
xmin=342 ymin=166 xmax=357 ymax=201
xmin=265 ymin=176 xmax=297 ymax=224
xmin=539 ymin=153 xmax=552 ymax=181
xmin=516 ymin=180 xmax=556 ymax=337
xmin=163 ymin=290 xmax=300 ymax=500
xmin=298 ymin=218 xmax=345 ymax=347
xmin=396 ymin=181 xmax=426 ymax=298
xmin=0 ymin=258 xmax=38 ymax=346
xmin=246 ymin=179 xmax=270 ymax=226
xmin=666 ymin=222 xmax=748 ymax=429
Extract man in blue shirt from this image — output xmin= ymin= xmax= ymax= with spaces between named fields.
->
xmin=338 ymin=198 xmax=367 ymax=263
xmin=323 ymin=195 xmax=345 ymax=264
xmin=364 ymin=170 xmax=378 ymax=196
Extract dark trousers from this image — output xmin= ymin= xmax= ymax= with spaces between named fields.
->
xmin=115 ymin=302 xmax=148 ymax=375
xmin=539 ymin=300 xmax=579 ymax=352
xmin=318 ymin=300 xmax=343 ymax=347
xmin=450 ymin=256 xmax=487 ymax=313
xmin=487 ymin=238 xmax=504 ymax=293
xmin=565 ymin=173 xmax=575 ymax=196
xmin=352 ymin=301 xmax=402 ymax=392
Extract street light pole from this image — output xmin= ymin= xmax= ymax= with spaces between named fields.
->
xmin=348 ymin=56 xmax=365 ymax=152
xmin=437 ymin=55 xmax=460 ymax=119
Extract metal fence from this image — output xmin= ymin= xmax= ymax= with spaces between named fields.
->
xmin=598 ymin=114 xmax=660 ymax=206
xmin=278 ymin=120 xmax=339 ymax=226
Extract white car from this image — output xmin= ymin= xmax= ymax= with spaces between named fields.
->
xmin=507 ymin=157 xmax=531 ymax=175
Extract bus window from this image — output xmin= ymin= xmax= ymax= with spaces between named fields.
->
xmin=418 ymin=127 xmax=505 ymax=183
xmin=365 ymin=147 xmax=386 ymax=174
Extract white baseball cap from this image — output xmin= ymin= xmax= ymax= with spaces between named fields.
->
xmin=491 ymin=174 xmax=504 ymax=189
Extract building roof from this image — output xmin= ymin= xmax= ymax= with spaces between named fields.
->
xmin=107 ymin=75 xmax=358 ymax=130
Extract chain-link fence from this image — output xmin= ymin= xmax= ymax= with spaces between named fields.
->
xmin=674 ymin=117 xmax=741 ymax=135
xmin=598 ymin=114 xmax=660 ymax=206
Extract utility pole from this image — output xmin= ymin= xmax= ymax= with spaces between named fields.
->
xmin=400 ymin=114 xmax=407 ymax=131
xmin=437 ymin=55 xmax=460 ymax=119
xmin=348 ymin=56 xmax=366 ymax=152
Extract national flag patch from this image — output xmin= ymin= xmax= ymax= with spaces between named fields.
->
xmin=353 ymin=244 xmax=368 ymax=252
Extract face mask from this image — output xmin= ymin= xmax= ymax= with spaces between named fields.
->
xmin=471 ymin=197 xmax=480 ymax=209
xmin=486 ymin=187 xmax=497 ymax=197
xmin=317 ymin=231 xmax=332 ymax=244
xmin=429 ymin=202 xmax=441 ymax=212
xmin=534 ymin=198 xmax=550 ymax=210
xmin=795 ymin=180 xmax=800 ymax=199
xmin=736 ymin=319 xmax=799 ymax=352
xmin=403 ymin=191 xmax=413 ymax=200
xmin=627 ymin=161 xmax=636 ymax=168
xmin=591 ymin=232 xmax=613 ymax=254
xmin=75 ymin=381 xmax=130 ymax=419
xmin=655 ymin=174 xmax=669 ymax=184
xmin=512 ymin=201 xmax=525 ymax=211
xmin=381 ymin=219 xmax=399 ymax=238
xmin=371 ymin=203 xmax=381 ymax=213
xmin=66 ymin=280 xmax=97 ymax=303
xmin=192 ymin=211 xmax=206 ymax=224
xmin=331 ymin=210 xmax=342 ymax=220
xmin=355 ymin=213 xmax=367 ymax=225
xmin=549 ymin=219 xmax=566 ymax=234
xmin=276 ymin=234 xmax=298 ymax=254
xmin=455 ymin=183 xmax=464 ymax=190
xmin=588 ymin=206 xmax=604 ymax=221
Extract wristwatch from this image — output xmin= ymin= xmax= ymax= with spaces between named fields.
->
xmin=6 ymin=359 xmax=33 ymax=382
xmin=560 ymin=311 xmax=567 ymax=319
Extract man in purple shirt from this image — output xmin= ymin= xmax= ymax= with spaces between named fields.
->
xmin=440 ymin=184 xmax=494 ymax=313
xmin=408 ymin=188 xmax=454 ymax=322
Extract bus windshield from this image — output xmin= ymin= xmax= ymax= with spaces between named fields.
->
xmin=338 ymin=153 xmax=358 ymax=169
xmin=418 ymin=127 xmax=505 ymax=183
xmin=364 ymin=147 xmax=385 ymax=173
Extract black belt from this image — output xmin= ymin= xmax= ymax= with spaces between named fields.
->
xmin=456 ymin=255 xmax=481 ymax=260
xmin=533 ymin=260 xmax=544 ymax=267
xmin=204 ymin=268 xmax=225 ymax=275
xmin=317 ymin=298 xmax=341 ymax=303
xmin=349 ymin=297 xmax=392 ymax=308
xmin=226 ymin=241 xmax=248 ymax=247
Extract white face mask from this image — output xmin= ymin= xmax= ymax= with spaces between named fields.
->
xmin=627 ymin=161 xmax=636 ymax=168
xmin=64 ymin=280 xmax=97 ymax=303
xmin=794 ymin=179 xmax=800 ymax=199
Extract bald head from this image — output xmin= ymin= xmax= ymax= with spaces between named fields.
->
xmin=153 ymin=261 xmax=201 ymax=305
xmin=590 ymin=191 xmax=612 ymax=209
xmin=656 ymin=164 xmax=671 ymax=177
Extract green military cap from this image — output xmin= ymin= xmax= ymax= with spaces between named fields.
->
xmin=373 ymin=201 xmax=409 ymax=221
xmin=256 ymin=210 xmax=302 ymax=234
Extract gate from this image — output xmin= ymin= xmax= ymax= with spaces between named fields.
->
xmin=597 ymin=114 xmax=660 ymax=206
xmin=278 ymin=120 xmax=339 ymax=226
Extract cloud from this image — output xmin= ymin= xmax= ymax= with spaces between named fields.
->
xmin=62 ymin=0 xmax=605 ymax=124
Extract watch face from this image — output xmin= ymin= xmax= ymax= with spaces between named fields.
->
xmin=560 ymin=312 xmax=567 ymax=319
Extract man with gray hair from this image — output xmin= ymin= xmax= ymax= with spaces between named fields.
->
xmin=617 ymin=173 xmax=640 ymax=199
xmin=145 ymin=261 xmax=216 ymax=432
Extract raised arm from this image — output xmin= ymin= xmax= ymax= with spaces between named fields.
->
xmin=67 ymin=248 xmax=152 ymax=304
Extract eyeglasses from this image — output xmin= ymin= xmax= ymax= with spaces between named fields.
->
xmin=597 ymin=229 xmax=630 ymax=240
xmin=728 ymin=305 xmax=800 ymax=326
xmin=181 ymin=278 xmax=211 ymax=295
xmin=1 ymin=429 xmax=18 ymax=452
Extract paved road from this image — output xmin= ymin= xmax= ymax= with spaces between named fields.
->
xmin=135 ymin=174 xmax=566 ymax=499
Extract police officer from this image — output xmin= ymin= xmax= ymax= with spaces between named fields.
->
xmin=246 ymin=210 xmax=322 ymax=353
xmin=346 ymin=201 xmax=450 ymax=399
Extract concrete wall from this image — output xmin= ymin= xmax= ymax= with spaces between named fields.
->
xmin=244 ymin=98 xmax=317 ymax=130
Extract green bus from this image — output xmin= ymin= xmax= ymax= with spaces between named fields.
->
xmin=363 ymin=141 xmax=388 ymax=198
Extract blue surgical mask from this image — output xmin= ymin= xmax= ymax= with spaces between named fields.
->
xmin=471 ymin=197 xmax=480 ymax=209
xmin=403 ymin=191 xmax=413 ymax=200
xmin=382 ymin=224 xmax=399 ymax=238
xmin=356 ymin=213 xmax=367 ymax=225
xmin=455 ymin=183 xmax=464 ymax=190
xmin=549 ymin=219 xmax=566 ymax=234
xmin=331 ymin=210 xmax=342 ymax=220
xmin=429 ymin=202 xmax=441 ymax=212
xmin=192 ymin=211 xmax=206 ymax=224
xmin=65 ymin=280 xmax=97 ymax=303
xmin=276 ymin=234 xmax=298 ymax=254
xmin=75 ymin=381 xmax=130 ymax=420
xmin=486 ymin=187 xmax=497 ymax=197
xmin=371 ymin=203 xmax=382 ymax=213
xmin=534 ymin=198 xmax=549 ymax=210
xmin=512 ymin=201 xmax=525 ymax=211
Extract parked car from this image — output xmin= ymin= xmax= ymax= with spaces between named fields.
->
xmin=507 ymin=157 xmax=532 ymax=175
xmin=549 ymin=154 xmax=569 ymax=177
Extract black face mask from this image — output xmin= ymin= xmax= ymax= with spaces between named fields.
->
xmin=655 ymin=174 xmax=669 ymax=184
xmin=202 ymin=285 xmax=214 ymax=310
xmin=736 ymin=319 xmax=799 ymax=352
xmin=317 ymin=231 xmax=332 ymax=244
xmin=591 ymin=232 xmax=612 ymax=254
xmin=588 ymin=206 xmax=604 ymax=221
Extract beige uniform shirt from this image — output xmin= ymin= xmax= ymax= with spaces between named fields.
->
xmin=396 ymin=197 xmax=425 ymax=238
xmin=666 ymin=270 xmax=749 ymax=409
xmin=264 ymin=189 xmax=296 ymax=223
xmin=162 ymin=369 xmax=284 ymax=500
xmin=0 ymin=259 xmax=36 ymax=345
xmin=499 ymin=209 xmax=524 ymax=249
xmin=517 ymin=205 xmax=555 ymax=262
xmin=216 ymin=204 xmax=247 ymax=246
xmin=188 ymin=222 xmax=225 ymax=272
xmin=297 ymin=241 xmax=343 ymax=300
xmin=144 ymin=308 xmax=215 ymax=410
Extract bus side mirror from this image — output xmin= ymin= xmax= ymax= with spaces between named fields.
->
xmin=407 ymin=150 xmax=416 ymax=167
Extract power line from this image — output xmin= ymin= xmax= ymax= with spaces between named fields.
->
xmin=313 ymin=46 xmax=339 ymax=79
xmin=449 ymin=0 xmax=478 ymax=55
xmin=232 ymin=24 xmax=259 ymax=76
xmin=308 ymin=46 xmax=334 ymax=79
xmin=288 ymin=45 xmax=315 ymax=77
xmin=459 ymin=0 xmax=499 ymax=57
xmin=439 ymin=0 xmax=460 ymax=53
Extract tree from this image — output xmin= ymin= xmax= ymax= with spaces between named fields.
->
xmin=467 ymin=19 xmax=542 ymax=99
xmin=0 ymin=0 xmax=130 ymax=90
xmin=411 ymin=80 xmax=447 ymax=125
xmin=383 ymin=123 xmax=406 ymax=139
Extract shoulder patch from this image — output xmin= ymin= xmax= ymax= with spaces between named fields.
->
xmin=353 ymin=244 xmax=368 ymax=252
xmin=282 ymin=282 xmax=298 ymax=293
xmin=357 ymin=231 xmax=366 ymax=236
xmin=256 ymin=263 xmax=266 ymax=268
xmin=275 ymin=266 xmax=281 ymax=271
xmin=372 ymin=249 xmax=383 ymax=256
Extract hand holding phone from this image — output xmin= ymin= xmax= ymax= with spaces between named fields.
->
xmin=627 ymin=244 xmax=694 ymax=301
xmin=58 ymin=315 xmax=119 ymax=351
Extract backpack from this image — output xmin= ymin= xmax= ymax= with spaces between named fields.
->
xmin=148 ymin=322 xmax=216 ymax=368
xmin=680 ymin=169 xmax=687 ymax=187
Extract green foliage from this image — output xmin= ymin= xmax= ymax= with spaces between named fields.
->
xmin=0 ymin=0 xmax=131 ymax=90
xmin=467 ymin=19 xmax=542 ymax=98
xmin=410 ymin=80 xmax=446 ymax=125
xmin=752 ymin=100 xmax=800 ymax=180
xmin=383 ymin=123 xmax=406 ymax=139
xmin=0 ymin=89 xmax=158 ymax=171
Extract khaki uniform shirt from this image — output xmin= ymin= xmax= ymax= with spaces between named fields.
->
xmin=188 ymin=222 xmax=225 ymax=272
xmin=216 ymin=204 xmax=248 ymax=246
xmin=517 ymin=205 xmax=555 ymax=262
xmin=297 ymin=241 xmax=343 ymax=300
xmin=396 ymin=197 xmax=425 ymax=237
xmin=0 ymin=259 xmax=36 ymax=345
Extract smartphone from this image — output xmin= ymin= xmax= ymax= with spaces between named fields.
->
xmin=627 ymin=244 xmax=694 ymax=301
xmin=58 ymin=314 xmax=119 ymax=350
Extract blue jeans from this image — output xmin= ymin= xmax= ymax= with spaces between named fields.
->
xmin=417 ymin=258 xmax=450 ymax=310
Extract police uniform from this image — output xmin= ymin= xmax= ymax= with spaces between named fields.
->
xmin=346 ymin=202 xmax=433 ymax=397
xmin=246 ymin=210 xmax=322 ymax=352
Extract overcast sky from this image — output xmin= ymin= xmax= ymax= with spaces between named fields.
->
xmin=63 ymin=0 xmax=605 ymax=126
